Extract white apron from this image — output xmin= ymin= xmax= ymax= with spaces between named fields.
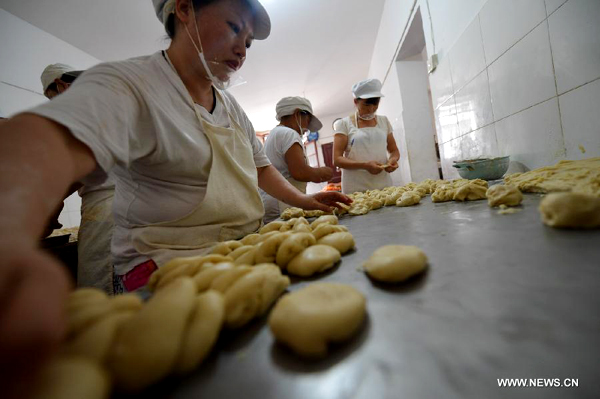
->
xmin=341 ymin=114 xmax=392 ymax=194
xmin=78 ymin=188 xmax=114 ymax=294
xmin=129 ymin=90 xmax=264 ymax=268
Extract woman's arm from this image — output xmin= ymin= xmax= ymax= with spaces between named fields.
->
xmin=385 ymin=132 xmax=400 ymax=173
xmin=285 ymin=144 xmax=332 ymax=183
xmin=332 ymin=134 xmax=384 ymax=174
xmin=0 ymin=113 xmax=97 ymax=397
xmin=257 ymin=165 xmax=350 ymax=211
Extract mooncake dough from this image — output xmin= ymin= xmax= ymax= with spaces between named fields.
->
xmin=268 ymin=282 xmax=366 ymax=358
xmin=363 ymin=245 xmax=428 ymax=283
xmin=396 ymin=191 xmax=421 ymax=207
xmin=286 ymin=245 xmax=342 ymax=277
xmin=317 ymin=232 xmax=355 ymax=254
xmin=539 ymin=192 xmax=600 ymax=228
xmin=486 ymin=184 xmax=523 ymax=207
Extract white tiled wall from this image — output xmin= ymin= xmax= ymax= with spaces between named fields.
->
xmin=427 ymin=0 xmax=600 ymax=175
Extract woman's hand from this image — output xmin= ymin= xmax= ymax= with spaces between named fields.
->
xmin=384 ymin=161 xmax=398 ymax=173
xmin=364 ymin=161 xmax=385 ymax=175
xmin=298 ymin=192 xmax=353 ymax=213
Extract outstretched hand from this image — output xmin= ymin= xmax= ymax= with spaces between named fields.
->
xmin=300 ymin=191 xmax=353 ymax=213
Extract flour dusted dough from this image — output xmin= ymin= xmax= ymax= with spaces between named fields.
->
xmin=538 ymin=192 xmax=600 ymax=228
xmin=31 ymin=356 xmax=111 ymax=399
xmin=396 ymin=191 xmax=421 ymax=207
xmin=286 ymin=245 xmax=342 ymax=277
xmin=486 ymin=184 xmax=523 ymax=207
xmin=268 ymin=283 xmax=366 ymax=358
xmin=364 ymin=245 xmax=428 ymax=283
xmin=317 ymin=232 xmax=355 ymax=254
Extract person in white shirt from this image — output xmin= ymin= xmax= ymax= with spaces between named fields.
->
xmin=333 ymin=78 xmax=400 ymax=194
xmin=0 ymin=1 xmax=350 ymax=393
xmin=260 ymin=97 xmax=333 ymax=222
xmin=41 ymin=63 xmax=116 ymax=295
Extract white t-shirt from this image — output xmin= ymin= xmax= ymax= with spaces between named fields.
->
xmin=263 ymin=125 xmax=304 ymax=179
xmin=333 ymin=115 xmax=393 ymax=153
xmin=29 ymin=51 xmax=270 ymax=272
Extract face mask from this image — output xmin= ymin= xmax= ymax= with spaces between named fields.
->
xmin=184 ymin=6 xmax=246 ymax=90
xmin=357 ymin=112 xmax=376 ymax=121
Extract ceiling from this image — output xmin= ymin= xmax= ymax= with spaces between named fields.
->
xmin=1 ymin=0 xmax=385 ymax=131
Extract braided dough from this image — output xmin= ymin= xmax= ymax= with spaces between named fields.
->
xmin=269 ymin=283 xmax=366 ymax=358
xmin=396 ymin=191 xmax=421 ymax=207
xmin=364 ymin=245 xmax=428 ymax=283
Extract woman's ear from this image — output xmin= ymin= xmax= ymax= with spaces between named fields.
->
xmin=174 ymin=0 xmax=194 ymax=25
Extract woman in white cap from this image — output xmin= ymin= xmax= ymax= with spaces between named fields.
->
xmin=0 ymin=1 xmax=349 ymax=392
xmin=260 ymin=97 xmax=334 ymax=222
xmin=333 ymin=78 xmax=400 ymax=194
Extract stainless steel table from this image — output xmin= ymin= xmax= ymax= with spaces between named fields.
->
xmin=120 ymin=194 xmax=600 ymax=399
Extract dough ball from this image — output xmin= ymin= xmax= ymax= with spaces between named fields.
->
xmin=268 ymin=283 xmax=366 ymax=358
xmin=539 ymin=192 xmax=600 ymax=228
xmin=486 ymin=184 xmax=523 ymax=207
xmin=363 ymin=245 xmax=428 ymax=283
xmin=286 ymin=245 xmax=341 ymax=277
xmin=396 ymin=191 xmax=421 ymax=207
xmin=317 ymin=232 xmax=355 ymax=254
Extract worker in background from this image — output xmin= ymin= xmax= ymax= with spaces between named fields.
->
xmin=41 ymin=63 xmax=116 ymax=295
xmin=260 ymin=97 xmax=333 ymax=223
xmin=333 ymin=78 xmax=400 ymax=194
xmin=0 ymin=1 xmax=349 ymax=395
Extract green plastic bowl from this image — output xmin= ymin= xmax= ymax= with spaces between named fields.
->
xmin=452 ymin=156 xmax=510 ymax=180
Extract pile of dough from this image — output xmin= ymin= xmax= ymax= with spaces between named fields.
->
xmin=431 ymin=179 xmax=488 ymax=203
xmin=504 ymin=157 xmax=600 ymax=197
xmin=287 ymin=245 xmax=342 ymax=277
xmin=396 ymin=191 xmax=421 ymax=207
xmin=363 ymin=245 xmax=428 ymax=283
xmin=453 ymin=182 xmax=487 ymax=201
xmin=269 ymin=283 xmax=366 ymax=358
xmin=538 ymin=192 xmax=600 ymax=228
xmin=486 ymin=184 xmax=523 ymax=207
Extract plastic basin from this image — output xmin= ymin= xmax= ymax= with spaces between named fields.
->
xmin=452 ymin=156 xmax=510 ymax=180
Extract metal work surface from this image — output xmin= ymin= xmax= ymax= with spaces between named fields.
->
xmin=122 ymin=194 xmax=600 ymax=399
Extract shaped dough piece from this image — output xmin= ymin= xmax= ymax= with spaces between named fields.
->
xmin=286 ymin=245 xmax=341 ymax=277
xmin=260 ymin=221 xmax=286 ymax=234
xmin=486 ymin=184 xmax=523 ymax=207
xmin=241 ymin=233 xmax=261 ymax=246
xmin=67 ymin=294 xmax=142 ymax=337
xmin=210 ymin=265 xmax=253 ymax=293
xmin=192 ymin=262 xmax=236 ymax=291
xmin=317 ymin=232 xmax=355 ymax=254
xmin=304 ymin=209 xmax=326 ymax=218
xmin=280 ymin=207 xmax=305 ymax=220
xmin=539 ymin=192 xmax=600 ymax=229
xmin=175 ymin=290 xmax=225 ymax=374
xmin=311 ymin=223 xmax=349 ymax=240
xmin=276 ymin=232 xmax=317 ymax=268
xmin=431 ymin=187 xmax=454 ymax=203
xmin=229 ymin=245 xmax=255 ymax=260
xmin=31 ymin=356 xmax=111 ymax=399
xmin=453 ymin=182 xmax=487 ymax=201
xmin=254 ymin=232 xmax=292 ymax=264
xmin=268 ymin=283 xmax=366 ymax=358
xmin=232 ymin=246 xmax=258 ymax=265
xmin=224 ymin=264 xmax=290 ymax=328
xmin=108 ymin=277 xmax=197 ymax=392
xmin=310 ymin=215 xmax=338 ymax=230
xmin=364 ymin=245 xmax=428 ymax=283
xmin=396 ymin=191 xmax=421 ymax=207
xmin=149 ymin=254 xmax=233 ymax=290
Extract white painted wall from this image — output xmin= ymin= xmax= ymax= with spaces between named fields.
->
xmin=369 ymin=0 xmax=600 ymax=181
xmin=0 ymin=9 xmax=101 ymax=227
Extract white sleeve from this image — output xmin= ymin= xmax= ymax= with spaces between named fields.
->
xmin=333 ymin=118 xmax=349 ymax=136
xmin=222 ymin=91 xmax=271 ymax=168
xmin=26 ymin=63 xmax=146 ymax=175
xmin=384 ymin=116 xmax=393 ymax=134
xmin=277 ymin=128 xmax=303 ymax=157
